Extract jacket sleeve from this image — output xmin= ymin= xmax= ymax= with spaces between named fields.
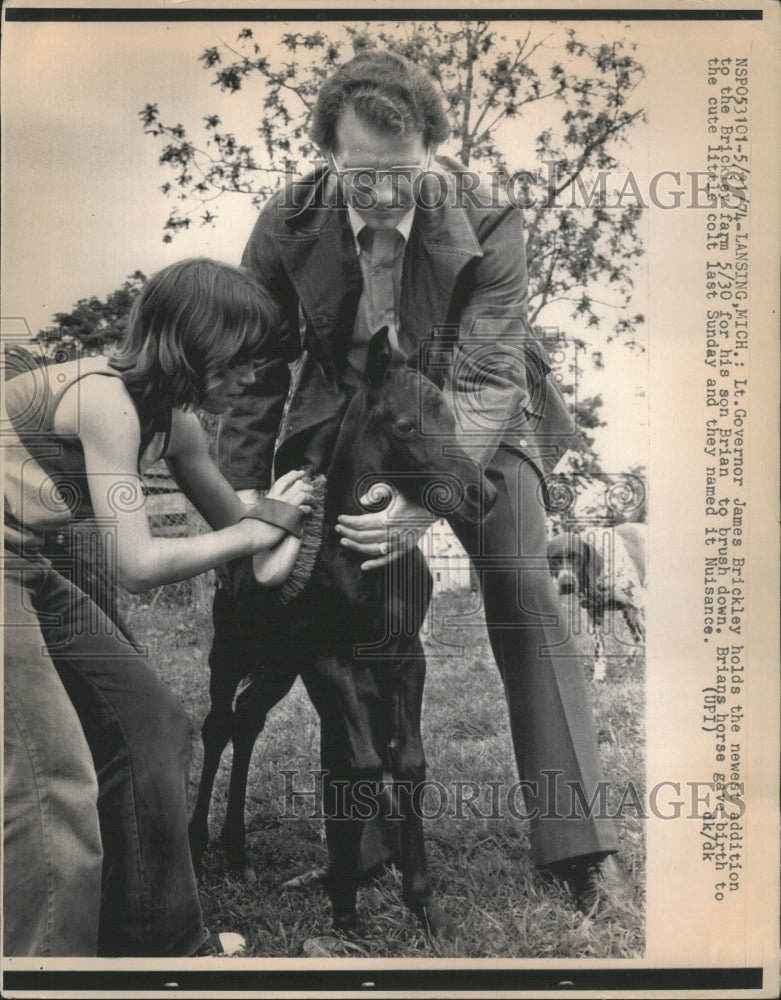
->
xmin=446 ymin=203 xmax=575 ymax=472
xmin=217 ymin=201 xmax=300 ymax=491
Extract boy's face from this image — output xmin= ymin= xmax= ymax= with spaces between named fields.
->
xmin=200 ymin=361 xmax=256 ymax=415
xmin=331 ymin=106 xmax=429 ymax=231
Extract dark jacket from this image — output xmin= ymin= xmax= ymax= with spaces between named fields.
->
xmin=218 ymin=158 xmax=576 ymax=490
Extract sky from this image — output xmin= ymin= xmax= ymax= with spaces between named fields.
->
xmin=1 ymin=13 xmax=651 ymax=473
xmin=2 ymin=20 xmax=267 ymax=332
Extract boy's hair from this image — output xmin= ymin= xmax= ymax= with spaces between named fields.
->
xmin=110 ymin=258 xmax=278 ymax=416
xmin=310 ymin=49 xmax=450 ymax=153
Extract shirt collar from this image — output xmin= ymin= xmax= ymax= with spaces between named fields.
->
xmin=347 ymin=204 xmax=416 ymax=254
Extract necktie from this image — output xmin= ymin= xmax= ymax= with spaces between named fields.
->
xmin=364 ymin=227 xmax=401 ymax=351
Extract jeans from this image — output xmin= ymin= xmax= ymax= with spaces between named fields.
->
xmin=3 ymin=548 xmax=205 ymax=956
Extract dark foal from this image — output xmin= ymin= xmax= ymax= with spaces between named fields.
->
xmin=189 ymin=329 xmax=496 ymax=937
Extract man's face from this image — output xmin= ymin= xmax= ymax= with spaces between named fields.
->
xmin=331 ymin=106 xmax=429 ymax=231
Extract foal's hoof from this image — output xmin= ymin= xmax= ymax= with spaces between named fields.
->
xmin=227 ymin=857 xmax=258 ymax=884
xmin=332 ymin=912 xmax=367 ymax=941
xmin=220 ymin=839 xmax=257 ymax=883
xmin=233 ymin=863 xmax=258 ymax=884
xmin=412 ymin=899 xmax=455 ymax=939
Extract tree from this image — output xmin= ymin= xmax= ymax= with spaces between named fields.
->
xmin=141 ymin=22 xmax=644 ymax=341
xmin=33 ymin=271 xmax=147 ymax=356
xmin=140 ymin=20 xmax=646 ymax=472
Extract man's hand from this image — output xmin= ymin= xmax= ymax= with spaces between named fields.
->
xmin=336 ymin=482 xmax=434 ymax=571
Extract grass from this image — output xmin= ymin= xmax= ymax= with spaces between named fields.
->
xmin=119 ymin=586 xmax=645 ymax=960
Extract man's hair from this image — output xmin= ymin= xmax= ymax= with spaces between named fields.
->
xmin=310 ymin=49 xmax=450 ymax=153
xmin=109 ymin=258 xmax=278 ymax=419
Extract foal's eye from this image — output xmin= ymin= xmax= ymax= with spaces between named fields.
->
xmin=393 ymin=416 xmax=417 ymax=438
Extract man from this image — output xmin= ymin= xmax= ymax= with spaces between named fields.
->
xmin=216 ymin=49 xmax=636 ymax=919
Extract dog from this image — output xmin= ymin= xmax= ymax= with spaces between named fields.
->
xmin=547 ymin=523 xmax=646 ymax=680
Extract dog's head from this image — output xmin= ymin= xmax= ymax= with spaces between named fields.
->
xmin=547 ymin=531 xmax=603 ymax=602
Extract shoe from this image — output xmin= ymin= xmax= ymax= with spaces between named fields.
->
xmin=192 ymin=929 xmax=247 ymax=957
xmin=556 ymin=854 xmax=639 ymax=919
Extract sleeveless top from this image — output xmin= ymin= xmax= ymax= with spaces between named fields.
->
xmin=3 ymin=355 xmax=171 ymax=550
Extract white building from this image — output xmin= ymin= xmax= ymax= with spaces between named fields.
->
xmin=418 ymin=519 xmax=475 ymax=595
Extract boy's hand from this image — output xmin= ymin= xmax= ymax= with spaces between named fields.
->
xmin=266 ymin=468 xmax=315 ymax=515
xmin=238 ymin=469 xmax=315 ymax=552
xmin=252 ymin=533 xmax=304 ymax=587
xmin=246 ymin=469 xmax=317 ymax=586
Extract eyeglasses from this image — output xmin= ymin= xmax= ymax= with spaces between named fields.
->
xmin=328 ymin=148 xmax=431 ymax=186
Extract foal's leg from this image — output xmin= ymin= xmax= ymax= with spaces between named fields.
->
xmin=390 ymin=641 xmax=453 ymax=938
xmin=220 ymin=660 xmax=299 ymax=878
xmin=191 ymin=587 xmax=262 ymax=873
xmin=189 ymin=667 xmax=240 ymax=875
xmin=191 ymin=589 xmax=294 ymax=878
xmin=302 ymin=657 xmax=383 ymax=934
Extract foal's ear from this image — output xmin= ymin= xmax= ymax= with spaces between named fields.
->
xmin=366 ymin=326 xmax=393 ymax=390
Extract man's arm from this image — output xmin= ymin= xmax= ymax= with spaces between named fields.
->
xmin=217 ymin=199 xmax=300 ymax=491
xmin=444 ymin=202 xmax=548 ymax=469
xmin=216 ymin=355 xmax=292 ymax=491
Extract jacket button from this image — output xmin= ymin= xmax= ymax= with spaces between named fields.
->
xmin=519 ymin=437 xmax=528 ymax=447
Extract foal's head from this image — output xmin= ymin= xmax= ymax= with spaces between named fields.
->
xmin=332 ymin=328 xmax=496 ymax=526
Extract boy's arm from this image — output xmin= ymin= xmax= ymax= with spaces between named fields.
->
xmin=77 ymin=383 xmax=310 ymax=592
